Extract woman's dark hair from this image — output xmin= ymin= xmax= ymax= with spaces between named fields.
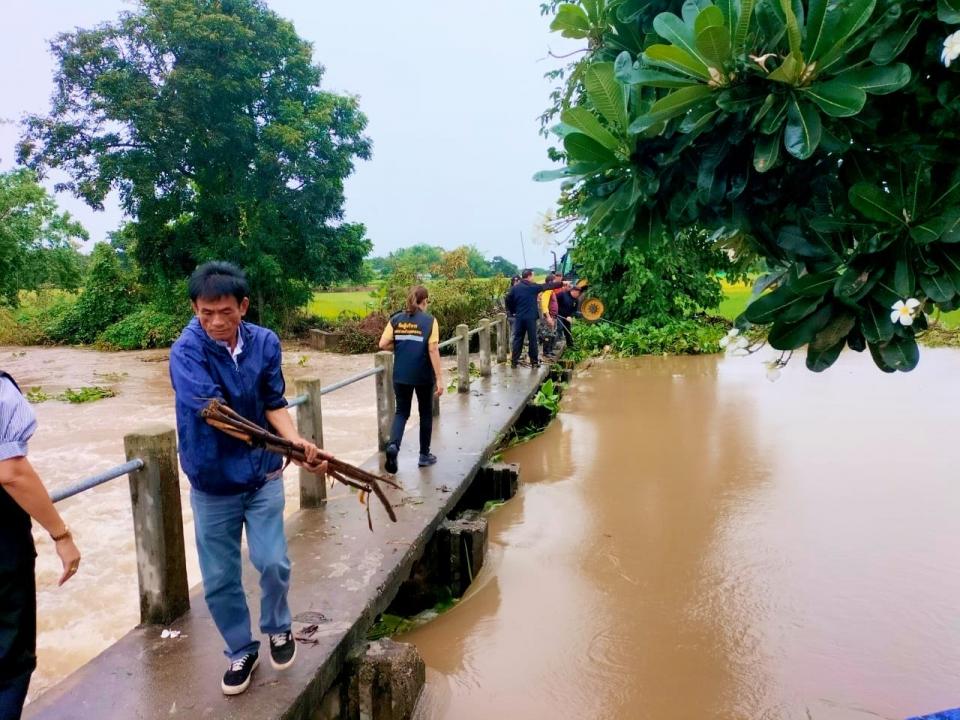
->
xmin=188 ymin=261 xmax=249 ymax=305
xmin=405 ymin=285 xmax=429 ymax=314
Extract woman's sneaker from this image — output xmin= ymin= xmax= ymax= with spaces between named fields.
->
xmin=418 ymin=453 xmax=438 ymax=467
xmin=384 ymin=443 xmax=399 ymax=474
xmin=269 ymin=630 xmax=297 ymax=670
xmin=221 ymin=651 xmax=259 ymax=695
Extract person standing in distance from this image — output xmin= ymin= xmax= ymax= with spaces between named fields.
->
xmin=169 ymin=262 xmax=327 ymax=696
xmin=379 ymin=286 xmax=443 ymax=473
xmin=508 ymin=269 xmax=566 ymax=368
xmin=0 ymin=372 xmax=81 ymax=720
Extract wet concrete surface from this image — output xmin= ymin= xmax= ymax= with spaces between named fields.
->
xmin=23 ymin=361 xmax=550 ymax=720
xmin=404 ymin=350 xmax=960 ymax=720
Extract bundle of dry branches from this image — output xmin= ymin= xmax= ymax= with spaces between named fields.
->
xmin=200 ymin=399 xmax=401 ymax=530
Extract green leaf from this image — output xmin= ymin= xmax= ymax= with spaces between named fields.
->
xmin=878 ymin=334 xmax=919 ymax=372
xmin=862 ymin=301 xmax=895 ymax=344
xmin=807 ymin=311 xmax=856 ymax=371
xmin=643 ymin=44 xmax=711 ymax=81
xmin=869 ymin=15 xmax=922 ymax=65
xmin=821 ymin=0 xmax=877 ymax=52
xmin=550 ymin=4 xmax=592 ymax=38
xmin=894 ymin=248 xmax=914 ymax=297
xmin=583 ymin=63 xmax=628 ymax=132
xmin=835 ymin=64 xmax=911 ymax=95
xmin=696 ymin=26 xmax=732 ymax=68
xmin=743 ymin=285 xmax=807 ymax=324
xmin=784 ymin=98 xmax=822 ymax=160
xmin=653 ymin=12 xmax=709 ymax=66
xmin=753 ymin=132 xmax=780 ymax=172
xmin=629 ymin=85 xmax=715 ymax=130
xmin=834 ymin=266 xmax=876 ymax=300
xmin=563 ymin=133 xmax=617 ymax=164
xmin=760 ymin=95 xmax=789 ymax=134
xmin=768 ymin=304 xmax=832 ymax=350
xmin=910 ymin=216 xmax=948 ymax=245
xmin=767 ymin=55 xmax=803 ymax=85
xmin=919 ymin=272 xmax=956 ymax=303
xmin=733 ymin=0 xmax=756 ymax=53
xmin=868 ymin=341 xmax=898 ymax=372
xmin=802 ymin=81 xmax=866 ymax=117
xmin=560 ymin=107 xmax=621 ymax=152
xmin=792 ymin=270 xmax=836 ymax=297
xmin=779 ymin=0 xmax=803 ymax=60
xmin=614 ymin=57 xmax=698 ymax=87
xmin=941 ymin=0 xmax=960 ymax=23
xmin=848 ymin=183 xmax=906 ymax=225
xmin=695 ymin=6 xmax=726 ymax=34
xmin=804 ymin=0 xmax=830 ymax=60
xmin=805 ymin=336 xmax=845 ymax=371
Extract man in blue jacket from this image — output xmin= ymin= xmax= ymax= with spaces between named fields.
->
xmin=169 ymin=262 xmax=326 ymax=696
xmin=507 ymin=269 xmax=566 ymax=368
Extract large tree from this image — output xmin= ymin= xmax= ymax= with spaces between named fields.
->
xmin=0 ymin=169 xmax=87 ymax=306
xmin=19 ymin=0 xmax=371 ymax=324
xmin=538 ymin=0 xmax=960 ymax=372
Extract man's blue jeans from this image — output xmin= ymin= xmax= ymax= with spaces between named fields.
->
xmin=190 ymin=479 xmax=292 ymax=661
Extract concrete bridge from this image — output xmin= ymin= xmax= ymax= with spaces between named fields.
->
xmin=26 ymin=317 xmax=565 ymax=720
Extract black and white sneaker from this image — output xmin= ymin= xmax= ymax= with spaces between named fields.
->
xmin=269 ymin=631 xmax=297 ymax=670
xmin=384 ymin=443 xmax=399 ymax=474
xmin=221 ymin=651 xmax=259 ymax=695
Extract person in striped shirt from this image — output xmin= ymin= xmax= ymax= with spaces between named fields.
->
xmin=0 ymin=372 xmax=81 ymax=720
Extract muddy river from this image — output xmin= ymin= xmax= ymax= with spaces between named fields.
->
xmin=404 ymin=350 xmax=960 ymax=720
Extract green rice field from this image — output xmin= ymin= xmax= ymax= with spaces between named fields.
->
xmin=305 ymin=290 xmax=374 ymax=319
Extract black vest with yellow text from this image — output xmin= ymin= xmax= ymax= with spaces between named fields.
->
xmin=0 ymin=371 xmax=36 ymax=572
xmin=390 ymin=311 xmax=436 ymax=386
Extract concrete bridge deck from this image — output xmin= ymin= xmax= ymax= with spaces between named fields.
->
xmin=26 ymin=363 xmax=550 ymax=720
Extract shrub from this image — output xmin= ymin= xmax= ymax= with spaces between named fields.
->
xmin=48 ymin=243 xmax=138 ymax=344
xmin=0 ymin=291 xmax=76 ymax=345
xmin=336 ymin=312 xmax=388 ymax=354
xmin=97 ymin=306 xmax=187 ymax=350
xmin=569 ymin=317 xmax=726 ymax=360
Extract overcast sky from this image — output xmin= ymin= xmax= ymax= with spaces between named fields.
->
xmin=0 ymin=1 xmax=578 ymax=268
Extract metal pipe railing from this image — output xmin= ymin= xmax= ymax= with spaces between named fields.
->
xmin=320 ymin=366 xmax=383 ymax=395
xmin=52 ymin=459 xmax=145 ymax=504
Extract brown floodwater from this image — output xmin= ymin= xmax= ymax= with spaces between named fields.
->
xmin=0 ymin=344 xmax=458 ymax=702
xmin=404 ymin=350 xmax=960 ymax=720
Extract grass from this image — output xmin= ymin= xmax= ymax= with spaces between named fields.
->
xmin=305 ymin=290 xmax=375 ymax=320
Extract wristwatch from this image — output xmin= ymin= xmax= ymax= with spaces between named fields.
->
xmin=50 ymin=526 xmax=72 ymax=542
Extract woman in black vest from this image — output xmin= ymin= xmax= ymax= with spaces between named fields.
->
xmin=378 ymin=286 xmax=443 ymax=473
xmin=0 ymin=372 xmax=81 ymax=720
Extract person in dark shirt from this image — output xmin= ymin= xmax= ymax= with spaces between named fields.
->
xmin=555 ymin=285 xmax=583 ymax=349
xmin=507 ymin=269 xmax=566 ymax=368
xmin=378 ymin=286 xmax=443 ymax=473
xmin=504 ymin=275 xmax=520 ymax=337
xmin=0 ymin=372 xmax=81 ymax=720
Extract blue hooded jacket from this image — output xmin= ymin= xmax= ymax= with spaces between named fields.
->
xmin=169 ymin=318 xmax=287 ymax=495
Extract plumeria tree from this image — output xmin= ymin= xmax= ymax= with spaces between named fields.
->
xmin=538 ymin=0 xmax=960 ymax=372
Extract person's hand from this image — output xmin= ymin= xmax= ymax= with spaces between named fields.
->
xmin=435 ymin=380 xmax=444 ymax=398
xmin=546 ymin=316 xmax=556 ymax=330
xmin=295 ymin=439 xmax=331 ymax=475
xmin=56 ymin=537 xmax=81 ymax=586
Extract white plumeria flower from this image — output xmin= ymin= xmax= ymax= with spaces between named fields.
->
xmin=719 ymin=327 xmax=739 ymax=349
xmin=890 ymin=298 xmax=921 ymax=326
xmin=943 ymin=30 xmax=960 ymax=67
xmin=764 ymin=362 xmax=782 ymax=382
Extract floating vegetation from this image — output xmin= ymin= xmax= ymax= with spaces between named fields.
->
xmin=58 ymin=386 xmax=116 ymax=403
xmin=94 ymin=371 xmax=129 ymax=383
xmin=26 ymin=387 xmax=51 ymax=404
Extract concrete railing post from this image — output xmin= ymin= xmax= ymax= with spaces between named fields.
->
xmin=496 ymin=313 xmax=508 ymax=364
xmin=123 ymin=425 xmax=189 ymax=626
xmin=375 ymin=352 xmax=396 ymax=451
xmin=456 ymin=324 xmax=470 ymax=393
xmin=296 ymin=377 xmax=326 ymax=508
xmin=478 ymin=319 xmax=492 ymax=378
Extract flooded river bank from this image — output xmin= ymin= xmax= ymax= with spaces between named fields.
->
xmin=405 ymin=350 xmax=960 ymax=720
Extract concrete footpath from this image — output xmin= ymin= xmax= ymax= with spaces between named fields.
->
xmin=26 ymin=363 xmax=550 ymax=720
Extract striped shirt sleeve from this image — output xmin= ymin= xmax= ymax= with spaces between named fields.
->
xmin=0 ymin=377 xmax=37 ymax=461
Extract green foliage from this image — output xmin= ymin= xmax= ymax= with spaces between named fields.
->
xmin=539 ymin=0 xmax=960 ymax=372
xmin=48 ymin=244 xmax=138 ymax=345
xmin=25 ymin=387 xmax=51 ymax=404
xmin=0 ymin=169 xmax=87 ymax=306
xmin=97 ymin=306 xmax=186 ymax=349
xmin=377 ymin=268 xmax=508 ymax=343
xmin=20 ymin=0 xmax=372 ymax=329
xmin=57 ymin=386 xmax=116 ymax=403
xmin=567 ymin=317 xmax=727 ymax=360
xmin=335 ymin=312 xmax=388 ymax=354
xmin=532 ymin=378 xmax=562 ymax=415
xmin=0 ymin=292 xmax=76 ymax=346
